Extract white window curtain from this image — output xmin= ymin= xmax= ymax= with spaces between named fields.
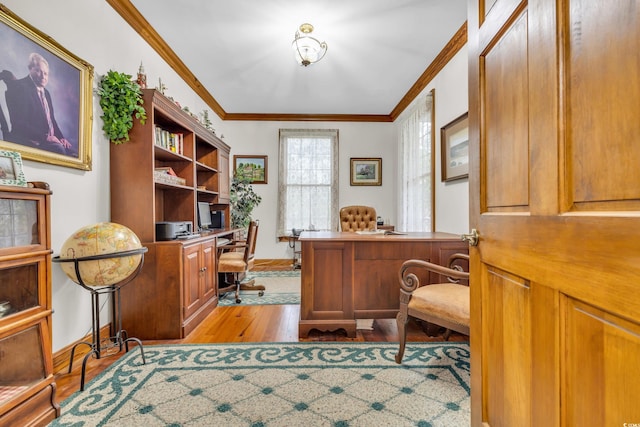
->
xmin=397 ymin=91 xmax=434 ymax=232
xmin=278 ymin=129 xmax=339 ymax=236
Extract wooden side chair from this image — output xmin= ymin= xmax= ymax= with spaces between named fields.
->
xmin=395 ymin=253 xmax=470 ymax=363
xmin=217 ymin=220 xmax=264 ymax=303
xmin=339 ymin=205 xmax=377 ymax=231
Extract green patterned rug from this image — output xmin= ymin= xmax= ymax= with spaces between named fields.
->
xmin=50 ymin=342 xmax=470 ymax=426
xmin=218 ymin=270 xmax=301 ymax=306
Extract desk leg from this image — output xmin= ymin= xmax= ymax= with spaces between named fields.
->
xmin=298 ymin=319 xmax=357 ymax=338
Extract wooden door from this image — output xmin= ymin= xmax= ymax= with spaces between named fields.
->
xmin=468 ymin=1 xmax=640 ymax=426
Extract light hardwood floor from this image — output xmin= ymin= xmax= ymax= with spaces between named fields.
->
xmin=53 ymin=265 xmax=467 ymax=402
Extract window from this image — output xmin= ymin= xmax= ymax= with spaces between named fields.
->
xmin=278 ymin=129 xmax=339 ymax=235
xmin=398 ymin=90 xmax=434 ymax=232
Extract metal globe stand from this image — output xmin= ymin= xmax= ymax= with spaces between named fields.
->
xmin=52 ymin=247 xmax=148 ymax=391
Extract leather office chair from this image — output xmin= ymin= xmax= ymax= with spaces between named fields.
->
xmin=395 ymin=253 xmax=470 ymax=363
xmin=339 ymin=205 xmax=378 ymax=231
xmin=217 ymin=220 xmax=265 ymax=303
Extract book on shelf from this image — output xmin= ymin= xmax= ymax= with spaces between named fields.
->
xmin=153 ymin=169 xmax=186 ymax=186
xmin=154 ymin=126 xmax=184 ymax=155
xmin=155 ymin=166 xmax=177 ymax=176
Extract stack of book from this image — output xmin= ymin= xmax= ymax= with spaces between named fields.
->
xmin=154 ymin=166 xmax=186 ymax=186
xmin=154 ymin=126 xmax=184 ymax=155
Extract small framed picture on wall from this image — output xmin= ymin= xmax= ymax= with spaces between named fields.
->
xmin=233 ymin=155 xmax=268 ymax=184
xmin=350 ymin=157 xmax=382 ymax=186
xmin=441 ymin=112 xmax=469 ymax=182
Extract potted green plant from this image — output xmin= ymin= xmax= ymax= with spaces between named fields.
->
xmin=230 ymin=172 xmax=262 ymax=230
xmin=97 ymin=70 xmax=147 ymax=144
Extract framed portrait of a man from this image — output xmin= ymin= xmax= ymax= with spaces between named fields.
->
xmin=0 ymin=5 xmax=93 ymax=170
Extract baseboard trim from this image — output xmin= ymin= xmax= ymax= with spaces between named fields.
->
xmin=53 ymin=324 xmax=112 ymax=374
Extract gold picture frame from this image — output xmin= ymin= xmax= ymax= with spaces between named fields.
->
xmin=0 ymin=5 xmax=93 ymax=170
xmin=441 ymin=112 xmax=469 ymax=182
xmin=350 ymin=157 xmax=382 ymax=186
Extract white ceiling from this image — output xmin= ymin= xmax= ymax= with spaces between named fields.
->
xmin=128 ymin=0 xmax=467 ymax=116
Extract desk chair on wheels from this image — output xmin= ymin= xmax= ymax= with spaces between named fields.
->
xmin=217 ymin=220 xmax=264 ymax=303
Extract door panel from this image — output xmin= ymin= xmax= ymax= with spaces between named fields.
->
xmin=182 ymin=244 xmax=201 ymax=320
xmin=483 ymin=10 xmax=529 ymax=210
xmin=484 ymin=267 xmax=531 ymax=427
xmin=201 ymin=240 xmax=216 ymax=301
xmin=468 ymin=0 xmax=640 ymax=425
xmin=565 ymin=299 xmax=640 ymax=426
xmin=568 ymin=0 xmax=640 ymax=205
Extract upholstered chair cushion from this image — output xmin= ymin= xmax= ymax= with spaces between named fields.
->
xmin=339 ymin=205 xmax=377 ymax=231
xmin=408 ymin=283 xmax=470 ymax=328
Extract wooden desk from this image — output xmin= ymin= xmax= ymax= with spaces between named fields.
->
xmin=298 ymin=231 xmax=468 ymax=338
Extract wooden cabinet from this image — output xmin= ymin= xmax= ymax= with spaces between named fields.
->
xmin=110 ymin=89 xmax=232 ymax=339
xmin=0 ymin=183 xmax=59 ymax=426
xmin=183 ymin=239 xmax=216 ymax=321
xmin=120 ymin=236 xmax=226 ymax=340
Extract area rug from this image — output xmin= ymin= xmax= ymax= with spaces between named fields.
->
xmin=218 ymin=270 xmax=301 ymax=306
xmin=50 ymin=342 xmax=470 ymax=426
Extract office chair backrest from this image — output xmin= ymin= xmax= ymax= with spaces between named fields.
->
xmin=244 ymin=220 xmax=259 ymax=268
xmin=339 ymin=205 xmax=377 ymax=231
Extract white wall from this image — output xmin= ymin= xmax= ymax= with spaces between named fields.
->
xmin=2 ymin=0 xmax=468 ymax=352
xmin=223 ymin=121 xmax=396 ymax=260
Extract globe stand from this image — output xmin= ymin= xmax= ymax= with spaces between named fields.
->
xmin=53 ymin=247 xmax=148 ymax=391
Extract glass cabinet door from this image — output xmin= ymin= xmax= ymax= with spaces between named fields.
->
xmin=0 ymin=324 xmax=46 ymax=405
xmin=0 ymin=259 xmax=43 ymax=319
xmin=0 ymin=198 xmax=39 ymax=248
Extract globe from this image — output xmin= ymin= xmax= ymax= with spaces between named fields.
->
xmin=59 ymin=222 xmax=144 ymax=287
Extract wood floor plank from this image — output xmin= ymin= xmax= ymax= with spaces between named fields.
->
xmin=53 ymin=271 xmax=467 ymax=403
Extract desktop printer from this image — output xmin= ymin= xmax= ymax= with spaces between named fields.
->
xmin=156 ymin=221 xmax=193 ymax=240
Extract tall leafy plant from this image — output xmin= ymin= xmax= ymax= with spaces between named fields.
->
xmin=97 ymin=70 xmax=147 ymax=144
xmin=230 ymin=173 xmax=262 ymax=230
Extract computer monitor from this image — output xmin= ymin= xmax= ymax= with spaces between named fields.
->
xmin=197 ymin=201 xmax=212 ymax=230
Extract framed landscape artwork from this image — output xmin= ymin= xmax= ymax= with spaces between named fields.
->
xmin=234 ymin=155 xmax=268 ymax=184
xmin=441 ymin=112 xmax=469 ymax=182
xmin=0 ymin=5 xmax=93 ymax=170
xmin=350 ymin=157 xmax=382 ymax=186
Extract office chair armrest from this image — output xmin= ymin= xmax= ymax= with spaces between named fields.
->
xmin=398 ymin=257 xmax=470 ymax=294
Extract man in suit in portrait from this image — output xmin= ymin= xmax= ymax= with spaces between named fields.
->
xmin=3 ymin=53 xmax=76 ymax=156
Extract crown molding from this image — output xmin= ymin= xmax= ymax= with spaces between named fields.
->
xmin=108 ymin=0 xmax=466 ymax=123
xmin=389 ymin=22 xmax=467 ymax=121
xmin=224 ymin=113 xmax=392 ymax=122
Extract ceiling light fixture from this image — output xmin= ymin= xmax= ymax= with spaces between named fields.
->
xmin=292 ymin=23 xmax=327 ymax=67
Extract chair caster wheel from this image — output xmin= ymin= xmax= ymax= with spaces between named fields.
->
xmin=258 ymin=291 xmax=264 ymax=297
xmin=236 ymin=298 xmax=241 ymax=303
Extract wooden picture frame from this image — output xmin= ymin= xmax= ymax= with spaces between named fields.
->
xmin=441 ymin=112 xmax=469 ymax=182
xmin=233 ymin=155 xmax=268 ymax=184
xmin=0 ymin=150 xmax=27 ymax=187
xmin=0 ymin=5 xmax=93 ymax=171
xmin=350 ymin=157 xmax=382 ymax=186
